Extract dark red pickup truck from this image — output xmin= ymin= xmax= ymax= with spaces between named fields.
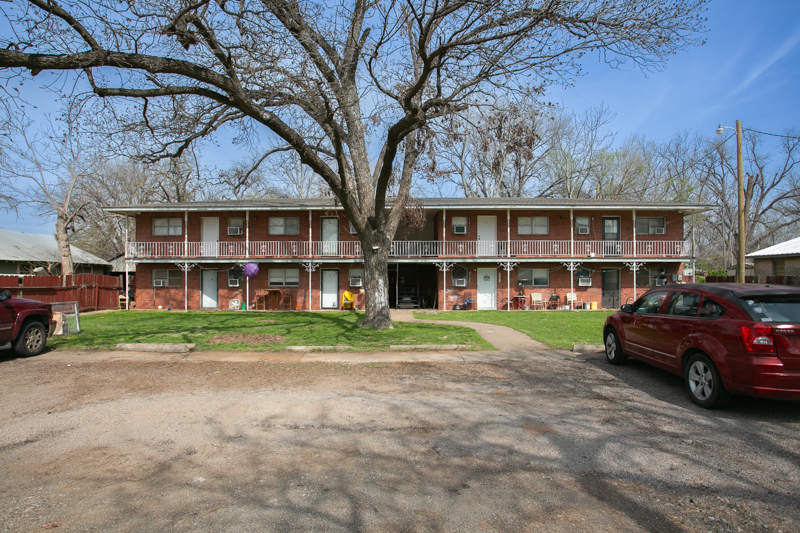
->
xmin=0 ymin=290 xmax=55 ymax=356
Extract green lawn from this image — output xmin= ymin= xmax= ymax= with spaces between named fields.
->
xmin=48 ymin=311 xmax=494 ymax=352
xmin=414 ymin=310 xmax=615 ymax=350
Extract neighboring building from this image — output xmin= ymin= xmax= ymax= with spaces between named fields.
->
xmin=0 ymin=229 xmax=110 ymax=275
xmin=105 ymin=198 xmax=709 ymax=311
xmin=747 ymin=236 xmax=800 ymax=279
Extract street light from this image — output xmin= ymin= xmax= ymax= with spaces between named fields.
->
xmin=716 ymin=120 xmax=745 ymax=283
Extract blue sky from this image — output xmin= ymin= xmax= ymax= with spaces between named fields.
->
xmin=2 ymin=0 xmax=799 ymax=236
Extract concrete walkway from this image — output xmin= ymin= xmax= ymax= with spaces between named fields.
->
xmin=28 ymin=310 xmax=572 ymax=364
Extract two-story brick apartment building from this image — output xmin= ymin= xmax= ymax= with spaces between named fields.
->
xmin=107 ymin=198 xmax=708 ymax=312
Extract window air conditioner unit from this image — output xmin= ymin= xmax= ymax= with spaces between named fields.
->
xmin=578 ymin=227 xmax=590 ymax=235
xmin=578 ymin=278 xmax=592 ymax=287
xmin=454 ymin=278 xmax=467 ymax=287
xmin=153 ymin=279 xmax=166 ymax=287
xmin=654 ymin=227 xmax=666 ymax=235
xmin=228 ymin=227 xmax=243 ymax=235
xmin=453 ymin=225 xmax=467 ymax=234
xmin=349 ymin=277 xmax=363 ymax=287
xmin=229 ymin=279 xmax=240 ymax=287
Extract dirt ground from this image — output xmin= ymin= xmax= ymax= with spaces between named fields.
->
xmin=1 ymin=351 xmax=798 ymax=533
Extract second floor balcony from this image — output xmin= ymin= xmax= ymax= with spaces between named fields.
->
xmin=126 ymin=239 xmax=691 ymax=261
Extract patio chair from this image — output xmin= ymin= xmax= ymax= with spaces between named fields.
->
xmin=565 ymin=293 xmax=582 ymax=309
xmin=341 ymin=290 xmax=355 ymax=310
xmin=530 ymin=293 xmax=545 ymax=310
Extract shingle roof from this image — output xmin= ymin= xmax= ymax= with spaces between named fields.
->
xmin=0 ymin=229 xmax=110 ymax=265
xmin=746 ymin=236 xmax=800 ymax=258
xmin=104 ymin=197 xmax=713 ymax=214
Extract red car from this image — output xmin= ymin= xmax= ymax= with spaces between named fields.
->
xmin=603 ymin=284 xmax=800 ymax=408
xmin=0 ymin=289 xmax=55 ymax=357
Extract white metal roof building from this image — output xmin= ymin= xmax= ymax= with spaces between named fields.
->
xmin=0 ymin=228 xmax=110 ymax=275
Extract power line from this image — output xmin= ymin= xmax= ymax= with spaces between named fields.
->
xmin=742 ymin=127 xmax=799 ymax=139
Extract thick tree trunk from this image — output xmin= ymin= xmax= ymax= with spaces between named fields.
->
xmin=55 ymin=215 xmax=74 ymax=277
xmin=361 ymin=238 xmax=393 ymax=329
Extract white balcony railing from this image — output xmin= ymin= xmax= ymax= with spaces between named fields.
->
xmin=126 ymin=239 xmax=690 ymax=260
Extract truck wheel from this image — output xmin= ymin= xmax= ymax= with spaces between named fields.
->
xmin=13 ymin=321 xmax=47 ymax=357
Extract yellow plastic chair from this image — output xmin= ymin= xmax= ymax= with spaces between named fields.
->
xmin=341 ymin=290 xmax=355 ymax=310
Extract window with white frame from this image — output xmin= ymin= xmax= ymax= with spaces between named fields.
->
xmin=349 ymin=268 xmax=364 ymax=287
xmin=153 ymin=269 xmax=182 ymax=287
xmin=269 ymin=217 xmax=300 ymax=235
xmin=349 ymin=221 xmax=358 ymax=235
xmin=153 ymin=218 xmax=182 ymax=236
xmin=452 ymin=267 xmax=468 ymax=286
xmin=518 ymin=267 xmax=548 ymax=286
xmin=575 ymin=216 xmax=590 ymax=235
xmin=518 ymin=216 xmax=548 ymax=235
xmin=227 ymin=217 xmax=244 ymax=235
xmin=228 ymin=269 xmax=243 ymax=287
xmin=268 ymin=268 xmax=300 ymax=286
xmin=635 ymin=217 xmax=665 ymax=235
xmin=637 ymin=268 xmax=663 ymax=287
xmin=451 ymin=216 xmax=468 ymax=234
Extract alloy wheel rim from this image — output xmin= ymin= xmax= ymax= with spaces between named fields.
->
xmin=688 ymin=361 xmax=712 ymax=400
xmin=605 ymin=334 xmax=616 ymax=359
xmin=25 ymin=328 xmax=43 ymax=351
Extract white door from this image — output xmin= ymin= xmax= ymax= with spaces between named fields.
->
xmin=322 ymin=218 xmax=339 ymax=256
xmin=201 ymin=217 xmax=219 ymax=257
xmin=477 ymin=268 xmax=497 ymax=310
xmin=477 ymin=216 xmax=497 ymax=256
xmin=201 ymin=270 xmax=218 ymax=308
xmin=321 ymin=270 xmax=339 ymax=308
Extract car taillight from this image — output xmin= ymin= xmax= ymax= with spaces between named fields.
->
xmin=740 ymin=324 xmax=775 ymax=353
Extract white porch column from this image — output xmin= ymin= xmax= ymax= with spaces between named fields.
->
xmin=245 ymin=210 xmax=250 ymax=258
xmin=632 ymin=209 xmax=637 ymax=258
xmin=124 ymin=217 xmax=129 ymax=310
xmin=506 ymin=209 xmax=511 ymax=257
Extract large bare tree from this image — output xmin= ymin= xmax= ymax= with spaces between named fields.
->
xmin=0 ymin=0 xmax=707 ymax=327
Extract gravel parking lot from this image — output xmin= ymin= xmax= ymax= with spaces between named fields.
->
xmin=1 ymin=350 xmax=798 ymax=532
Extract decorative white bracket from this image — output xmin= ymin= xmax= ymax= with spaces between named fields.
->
xmin=435 ymin=262 xmax=456 ymax=272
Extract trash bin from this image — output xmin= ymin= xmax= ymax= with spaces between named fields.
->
xmin=583 ymin=302 xmax=590 ymax=310
xmin=590 ymin=302 xmax=598 ymax=310
xmin=241 ymin=302 xmax=247 ymax=310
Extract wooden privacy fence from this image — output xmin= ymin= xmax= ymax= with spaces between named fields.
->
xmin=0 ymin=274 xmax=123 ymax=311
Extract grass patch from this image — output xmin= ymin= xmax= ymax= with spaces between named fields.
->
xmin=415 ymin=310 xmax=614 ymax=350
xmin=48 ymin=311 xmax=494 ymax=352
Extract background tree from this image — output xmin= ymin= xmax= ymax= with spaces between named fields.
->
xmin=430 ymin=97 xmax=556 ymax=198
xmin=0 ymin=109 xmax=90 ymax=276
xmin=0 ymin=0 xmax=708 ymax=327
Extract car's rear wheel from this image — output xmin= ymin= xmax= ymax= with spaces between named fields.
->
xmin=13 ymin=321 xmax=47 ymax=357
xmin=604 ymin=328 xmax=627 ymax=365
xmin=685 ymin=353 xmax=731 ymax=409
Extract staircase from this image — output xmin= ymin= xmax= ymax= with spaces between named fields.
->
xmin=396 ymin=264 xmax=420 ymax=309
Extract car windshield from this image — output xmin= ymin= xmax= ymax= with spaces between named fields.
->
xmin=739 ymin=295 xmax=800 ymax=323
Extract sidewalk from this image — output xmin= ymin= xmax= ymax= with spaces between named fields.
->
xmin=29 ymin=310 xmax=572 ymax=364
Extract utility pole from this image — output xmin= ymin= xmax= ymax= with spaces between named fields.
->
xmin=736 ymin=120 xmax=745 ymax=283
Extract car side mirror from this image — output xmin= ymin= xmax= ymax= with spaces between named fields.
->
xmin=0 ymin=290 xmax=10 ymax=302
xmin=620 ymin=304 xmax=633 ymax=314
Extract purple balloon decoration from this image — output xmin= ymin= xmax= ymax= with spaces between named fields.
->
xmin=243 ymin=262 xmax=259 ymax=278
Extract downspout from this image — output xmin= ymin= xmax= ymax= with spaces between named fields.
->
xmin=633 ymin=209 xmax=637 ymax=300
xmin=692 ymin=222 xmax=696 ymax=284
xmin=442 ymin=209 xmax=447 ymax=310
xmin=246 ymin=210 xmax=250 ymax=311
xmin=184 ymin=211 xmax=189 ymax=312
